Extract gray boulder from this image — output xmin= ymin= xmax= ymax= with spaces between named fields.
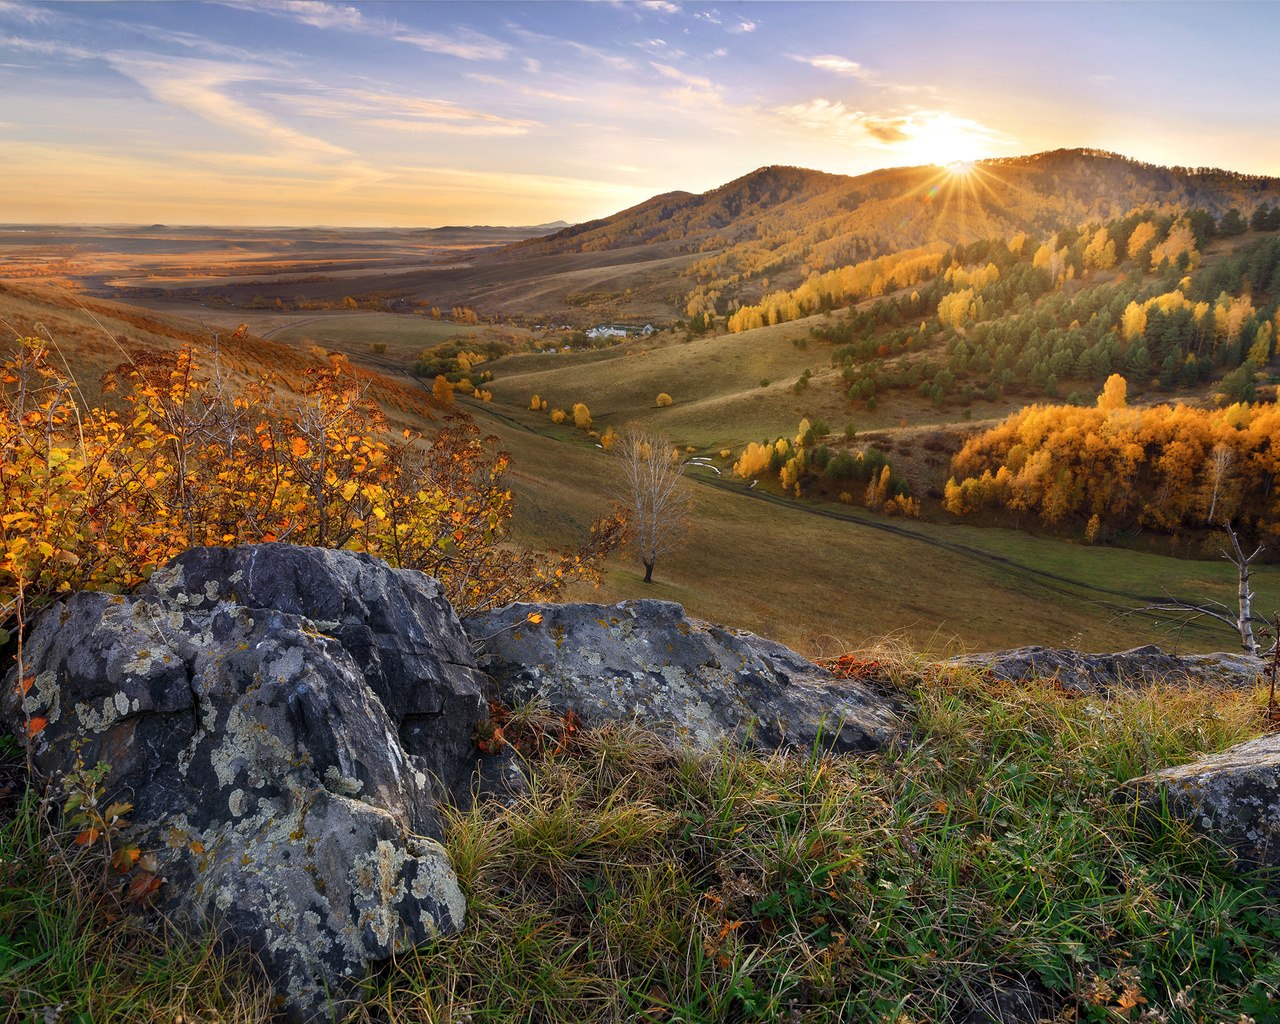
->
xmin=4 ymin=544 xmax=516 ymax=1022
xmin=1118 ymin=733 xmax=1280 ymax=881
xmin=464 ymin=600 xmax=899 ymax=754
xmin=949 ymin=644 xmax=1263 ymax=694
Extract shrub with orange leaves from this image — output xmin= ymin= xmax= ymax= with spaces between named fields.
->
xmin=0 ymin=338 xmax=627 ymax=643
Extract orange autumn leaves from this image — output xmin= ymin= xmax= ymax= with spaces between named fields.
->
xmin=0 ymin=337 xmax=620 ymax=641
xmin=944 ymin=373 xmax=1280 ymax=538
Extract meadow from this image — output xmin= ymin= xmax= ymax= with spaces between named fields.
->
xmin=466 ymin=396 xmax=1280 ymax=656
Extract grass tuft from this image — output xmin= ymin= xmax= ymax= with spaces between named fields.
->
xmin=0 ymin=789 xmax=275 ymax=1023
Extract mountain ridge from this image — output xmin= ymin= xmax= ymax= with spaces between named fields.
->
xmin=511 ymin=148 xmax=1280 ymax=259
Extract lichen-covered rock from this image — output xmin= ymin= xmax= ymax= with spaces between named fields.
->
xmin=949 ymin=644 xmax=1263 ymax=694
xmin=3 ymin=544 xmax=516 ymax=1022
xmin=464 ymin=600 xmax=899 ymax=754
xmin=1117 ymin=734 xmax=1280 ymax=881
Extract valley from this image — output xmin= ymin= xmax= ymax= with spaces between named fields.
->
xmin=4 ymin=148 xmax=1280 ymax=656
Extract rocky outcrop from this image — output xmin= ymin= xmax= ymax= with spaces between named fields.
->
xmin=949 ymin=644 xmax=1264 ymax=694
xmin=464 ymin=599 xmax=900 ymax=754
xmin=3 ymin=544 xmax=520 ymax=1023
xmin=1118 ymin=734 xmax=1280 ymax=881
xmin=26 ymin=539 xmax=1275 ymax=1019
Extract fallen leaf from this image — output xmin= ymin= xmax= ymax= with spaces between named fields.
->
xmin=128 ymin=872 xmax=164 ymax=900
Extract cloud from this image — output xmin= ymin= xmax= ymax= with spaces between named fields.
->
xmin=636 ymin=37 xmax=687 ymax=59
xmin=779 ymin=99 xmax=911 ymax=143
xmin=693 ymin=9 xmax=722 ymax=24
xmin=776 ymin=98 xmax=1003 ymax=151
xmin=393 ymin=28 xmax=510 ymax=61
xmin=650 ymin=62 xmax=714 ymax=91
xmin=363 ymin=117 xmax=530 ymax=137
xmin=264 ymin=1 xmax=366 ymax=31
xmin=111 ymin=55 xmax=354 ymax=158
xmin=464 ymin=73 xmax=581 ymax=103
xmin=639 ymin=1 xmax=680 ymax=13
xmin=505 ymin=24 xmax=636 ymax=72
xmin=244 ymin=2 xmax=511 ymax=60
xmin=792 ymin=52 xmax=942 ymax=96
xmin=273 ymin=86 xmax=543 ymax=134
xmin=794 ymin=54 xmax=877 ymax=82
xmin=0 ymin=2 xmax=55 ymax=25
xmin=729 ymin=20 xmax=755 ymax=33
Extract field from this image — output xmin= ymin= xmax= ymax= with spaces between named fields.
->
xmin=480 ymin=310 xmax=1043 ymax=448
xmin=463 ymin=396 xmax=1280 ymax=657
xmin=271 ymin=312 xmax=523 ymax=363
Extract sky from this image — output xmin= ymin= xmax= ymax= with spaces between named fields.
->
xmin=3 ymin=1 xmax=1280 ymax=227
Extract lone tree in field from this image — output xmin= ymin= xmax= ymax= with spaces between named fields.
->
xmin=612 ymin=424 xmax=691 ymax=584
xmin=1129 ymin=521 xmax=1269 ymax=655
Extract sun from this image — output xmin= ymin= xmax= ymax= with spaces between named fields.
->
xmin=945 ymin=160 xmax=975 ymax=177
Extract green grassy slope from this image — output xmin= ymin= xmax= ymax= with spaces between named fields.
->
xmin=481 ymin=314 xmax=1032 ymax=450
xmin=465 ymin=399 xmax=1280 ymax=656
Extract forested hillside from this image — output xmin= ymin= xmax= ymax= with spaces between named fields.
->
xmin=506 ymin=149 xmax=1280 ymax=326
xmin=690 ymin=202 xmax=1280 ymax=551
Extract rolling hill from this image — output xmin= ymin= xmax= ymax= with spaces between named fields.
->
xmin=495 ymin=149 xmax=1280 ymax=318
xmin=60 ymin=149 xmax=1280 ymax=327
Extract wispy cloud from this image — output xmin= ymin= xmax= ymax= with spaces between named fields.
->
xmin=273 ymin=86 xmax=543 ymax=135
xmin=780 ymin=99 xmax=911 ymax=143
xmin=0 ymin=2 xmax=56 ymax=26
xmin=0 ymin=32 xmax=94 ymax=60
xmin=728 ymin=20 xmax=755 ymax=33
xmin=363 ymin=118 xmax=529 ymax=137
xmin=464 ymin=73 xmax=581 ymax=104
xmin=506 ymin=24 xmax=636 ymax=72
xmin=112 ymin=55 xmax=353 ymax=158
xmin=793 ymin=54 xmax=943 ymax=98
xmin=637 ymin=37 xmax=687 ymax=59
xmin=245 ymin=1 xmax=510 ymax=60
xmin=394 ymin=28 xmax=510 ymax=61
xmin=108 ymin=21 xmax=280 ymax=62
xmin=794 ymin=54 xmax=877 ymax=82
xmin=639 ymin=1 xmax=680 ymax=14
xmin=262 ymin=1 xmax=365 ymax=31
xmin=650 ymin=62 xmax=714 ymax=91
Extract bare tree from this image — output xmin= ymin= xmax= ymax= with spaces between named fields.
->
xmin=1129 ymin=520 xmax=1267 ymax=655
xmin=611 ymin=424 xmax=691 ymax=584
xmin=1204 ymin=442 xmax=1233 ymax=524
xmin=1225 ymin=520 xmax=1264 ymax=654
